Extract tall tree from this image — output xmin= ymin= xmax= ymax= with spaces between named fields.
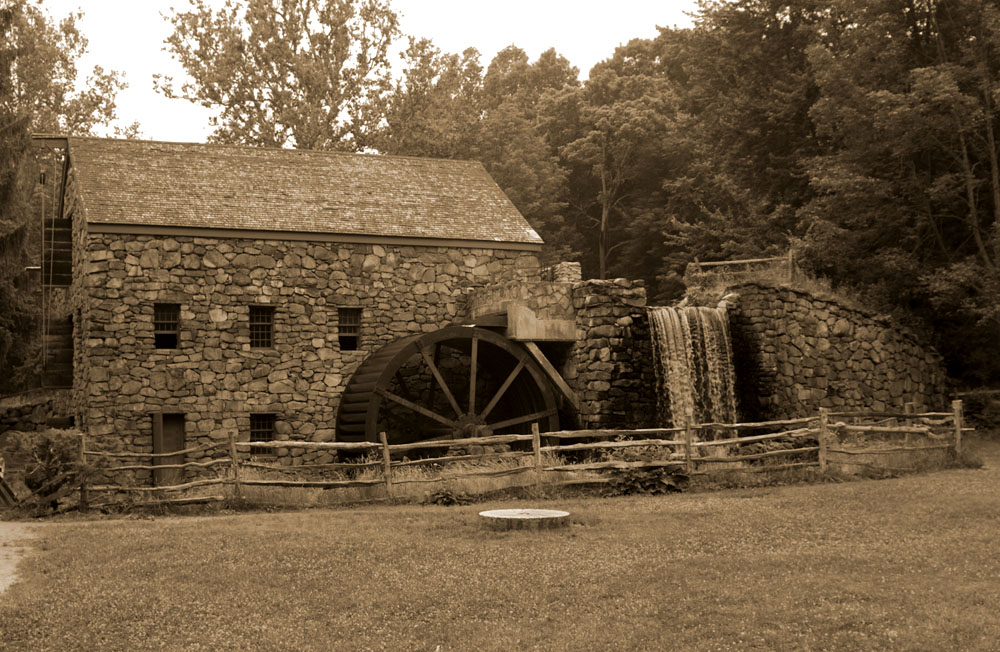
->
xmin=1 ymin=2 xmax=131 ymax=392
xmin=650 ymin=1 xmax=824 ymax=286
xmin=382 ymin=44 xmax=579 ymax=264
xmin=800 ymin=0 xmax=1000 ymax=381
xmin=549 ymin=44 xmax=677 ymax=281
xmin=7 ymin=1 xmax=129 ymax=134
xmin=378 ymin=38 xmax=483 ymax=158
xmin=159 ymin=0 xmax=399 ymax=150
xmin=1 ymin=5 xmax=37 ymax=390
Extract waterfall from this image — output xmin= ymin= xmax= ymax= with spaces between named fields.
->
xmin=648 ymin=304 xmax=738 ymax=427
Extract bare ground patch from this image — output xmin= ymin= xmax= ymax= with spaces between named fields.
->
xmin=0 ymin=521 xmax=37 ymax=597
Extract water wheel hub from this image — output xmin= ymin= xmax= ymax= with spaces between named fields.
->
xmin=454 ymin=413 xmax=490 ymax=439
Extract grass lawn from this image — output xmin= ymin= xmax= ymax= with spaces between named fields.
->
xmin=2 ymin=436 xmax=998 ymax=652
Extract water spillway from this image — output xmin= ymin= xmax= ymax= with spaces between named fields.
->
xmin=648 ymin=304 xmax=738 ymax=427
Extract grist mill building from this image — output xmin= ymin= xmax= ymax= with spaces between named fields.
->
xmin=33 ymin=137 xmax=947 ymax=483
xmin=44 ymin=136 xmax=592 ymax=471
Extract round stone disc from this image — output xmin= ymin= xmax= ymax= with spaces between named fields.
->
xmin=478 ymin=508 xmax=571 ymax=530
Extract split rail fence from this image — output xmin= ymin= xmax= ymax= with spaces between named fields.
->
xmin=78 ymin=400 xmax=971 ymax=508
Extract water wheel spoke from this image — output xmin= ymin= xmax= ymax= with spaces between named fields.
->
xmin=375 ymin=387 xmax=458 ymax=428
xmin=419 ymin=345 xmax=462 ymax=417
xmin=488 ymin=407 xmax=558 ymax=432
xmin=426 ymin=344 xmax=441 ymax=416
xmin=394 ymin=371 xmax=415 ymax=401
xmin=468 ymin=335 xmax=478 ymax=415
xmin=479 ymin=359 xmax=525 ymax=421
xmin=337 ymin=326 xmax=559 ymax=444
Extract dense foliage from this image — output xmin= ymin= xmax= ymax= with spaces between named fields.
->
xmin=370 ymin=0 xmax=1000 ymax=384
xmin=4 ymin=0 xmax=996 ymax=388
xmin=159 ymin=0 xmax=399 ymax=150
xmin=0 ymin=1 xmax=129 ymax=392
xmin=0 ymin=5 xmax=36 ymax=390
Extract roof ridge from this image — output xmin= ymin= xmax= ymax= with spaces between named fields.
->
xmin=62 ymin=135 xmax=486 ymax=167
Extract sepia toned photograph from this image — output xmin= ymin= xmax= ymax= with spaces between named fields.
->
xmin=1 ymin=0 xmax=998 ymax=650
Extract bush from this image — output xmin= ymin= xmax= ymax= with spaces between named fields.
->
xmin=606 ymin=467 xmax=690 ymax=496
xmin=5 ymin=428 xmax=95 ymax=514
xmin=422 ymin=487 xmax=472 ymax=506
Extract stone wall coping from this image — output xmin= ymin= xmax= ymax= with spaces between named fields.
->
xmin=571 ymin=278 xmax=646 ymax=291
xmin=728 ymin=281 xmax=941 ymax=358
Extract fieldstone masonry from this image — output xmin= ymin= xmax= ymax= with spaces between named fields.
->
xmin=566 ymin=279 xmax=657 ymax=429
xmin=727 ymin=282 xmax=948 ymax=419
xmin=74 ymin=232 xmax=538 ymax=476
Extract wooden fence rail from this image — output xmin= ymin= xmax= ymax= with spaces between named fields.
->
xmin=79 ymin=401 xmax=968 ymax=506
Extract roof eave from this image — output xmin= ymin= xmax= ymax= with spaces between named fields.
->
xmin=86 ymin=222 xmax=544 ymax=251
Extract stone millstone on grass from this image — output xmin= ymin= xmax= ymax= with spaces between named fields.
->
xmin=478 ymin=509 xmax=570 ymax=531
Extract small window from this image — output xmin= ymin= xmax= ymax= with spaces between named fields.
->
xmin=249 ymin=413 xmax=276 ymax=456
xmin=154 ymin=303 xmax=180 ymax=349
xmin=338 ymin=307 xmax=362 ymax=351
xmin=249 ymin=306 xmax=274 ymax=348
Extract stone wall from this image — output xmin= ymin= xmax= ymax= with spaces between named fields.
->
xmin=0 ymin=390 xmax=73 ymax=433
xmin=466 ymin=279 xmax=576 ymax=341
xmin=565 ymin=279 xmax=657 ymax=429
xmin=728 ymin=283 xmax=948 ymax=419
xmin=75 ymin=231 xmax=539 ymax=475
xmin=69 ymin=164 xmax=89 ymax=421
xmin=466 ymin=279 xmax=574 ymax=323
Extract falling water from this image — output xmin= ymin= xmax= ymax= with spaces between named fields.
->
xmin=648 ymin=303 xmax=738 ymax=427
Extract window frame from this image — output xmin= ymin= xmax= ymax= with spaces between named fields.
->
xmin=153 ymin=303 xmax=181 ymax=349
xmin=248 ymin=413 xmax=276 ymax=457
xmin=249 ymin=305 xmax=275 ymax=349
xmin=337 ymin=307 xmax=362 ymax=351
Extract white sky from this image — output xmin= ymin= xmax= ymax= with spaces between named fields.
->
xmin=37 ymin=0 xmax=697 ymax=143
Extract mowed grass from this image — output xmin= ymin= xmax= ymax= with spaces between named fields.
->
xmin=2 ymin=438 xmax=999 ymax=652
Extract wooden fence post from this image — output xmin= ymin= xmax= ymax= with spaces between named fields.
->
xmin=532 ymin=422 xmax=542 ymax=491
xmin=952 ymin=399 xmax=964 ymax=457
xmin=78 ymin=432 xmax=89 ymax=513
xmin=818 ymin=408 xmax=829 ymax=471
xmin=379 ymin=431 xmax=393 ymax=498
xmin=787 ymin=249 xmax=796 ymax=282
xmin=683 ymin=407 xmax=695 ymax=475
xmin=227 ymin=429 xmax=242 ymax=500
xmin=903 ymin=401 xmax=915 ymax=447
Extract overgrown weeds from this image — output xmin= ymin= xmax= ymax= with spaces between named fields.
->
xmin=2 ymin=428 xmax=99 ymax=516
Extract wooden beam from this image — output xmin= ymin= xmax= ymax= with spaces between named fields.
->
xmin=480 ymin=359 xmax=525 ymax=421
xmin=489 ymin=408 xmax=558 ymax=431
xmin=419 ymin=346 xmax=462 ymax=417
xmin=375 ymin=387 xmax=457 ymax=428
xmin=467 ymin=313 xmax=507 ymax=328
xmin=523 ymin=342 xmax=580 ymax=412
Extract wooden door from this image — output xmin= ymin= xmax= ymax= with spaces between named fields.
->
xmin=152 ymin=413 xmax=185 ymax=486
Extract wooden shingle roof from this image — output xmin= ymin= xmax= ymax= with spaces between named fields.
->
xmin=66 ymin=137 xmax=543 ymax=246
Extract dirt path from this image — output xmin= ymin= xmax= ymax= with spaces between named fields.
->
xmin=0 ymin=521 xmax=36 ymax=597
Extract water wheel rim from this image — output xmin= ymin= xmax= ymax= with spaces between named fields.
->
xmin=336 ymin=326 xmax=559 ymax=443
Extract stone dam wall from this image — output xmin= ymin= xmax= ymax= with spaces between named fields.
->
xmin=727 ymin=282 xmax=948 ymax=420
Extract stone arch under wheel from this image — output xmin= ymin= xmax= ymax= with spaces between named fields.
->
xmin=335 ymin=326 xmax=560 ymax=445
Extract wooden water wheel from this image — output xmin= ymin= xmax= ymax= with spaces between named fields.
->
xmin=335 ymin=326 xmax=559 ymax=444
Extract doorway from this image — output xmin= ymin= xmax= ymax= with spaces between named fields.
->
xmin=152 ymin=413 xmax=185 ymax=486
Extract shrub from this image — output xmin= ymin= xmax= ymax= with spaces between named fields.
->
xmin=5 ymin=428 xmax=96 ymax=514
xmin=606 ymin=467 xmax=690 ymax=496
xmin=422 ymin=487 xmax=473 ymax=506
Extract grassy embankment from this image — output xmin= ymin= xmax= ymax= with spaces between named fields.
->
xmin=1 ymin=435 xmax=997 ymax=652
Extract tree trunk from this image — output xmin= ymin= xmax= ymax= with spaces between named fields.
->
xmin=598 ymin=140 xmax=610 ymax=279
xmin=957 ymin=127 xmax=997 ymax=272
